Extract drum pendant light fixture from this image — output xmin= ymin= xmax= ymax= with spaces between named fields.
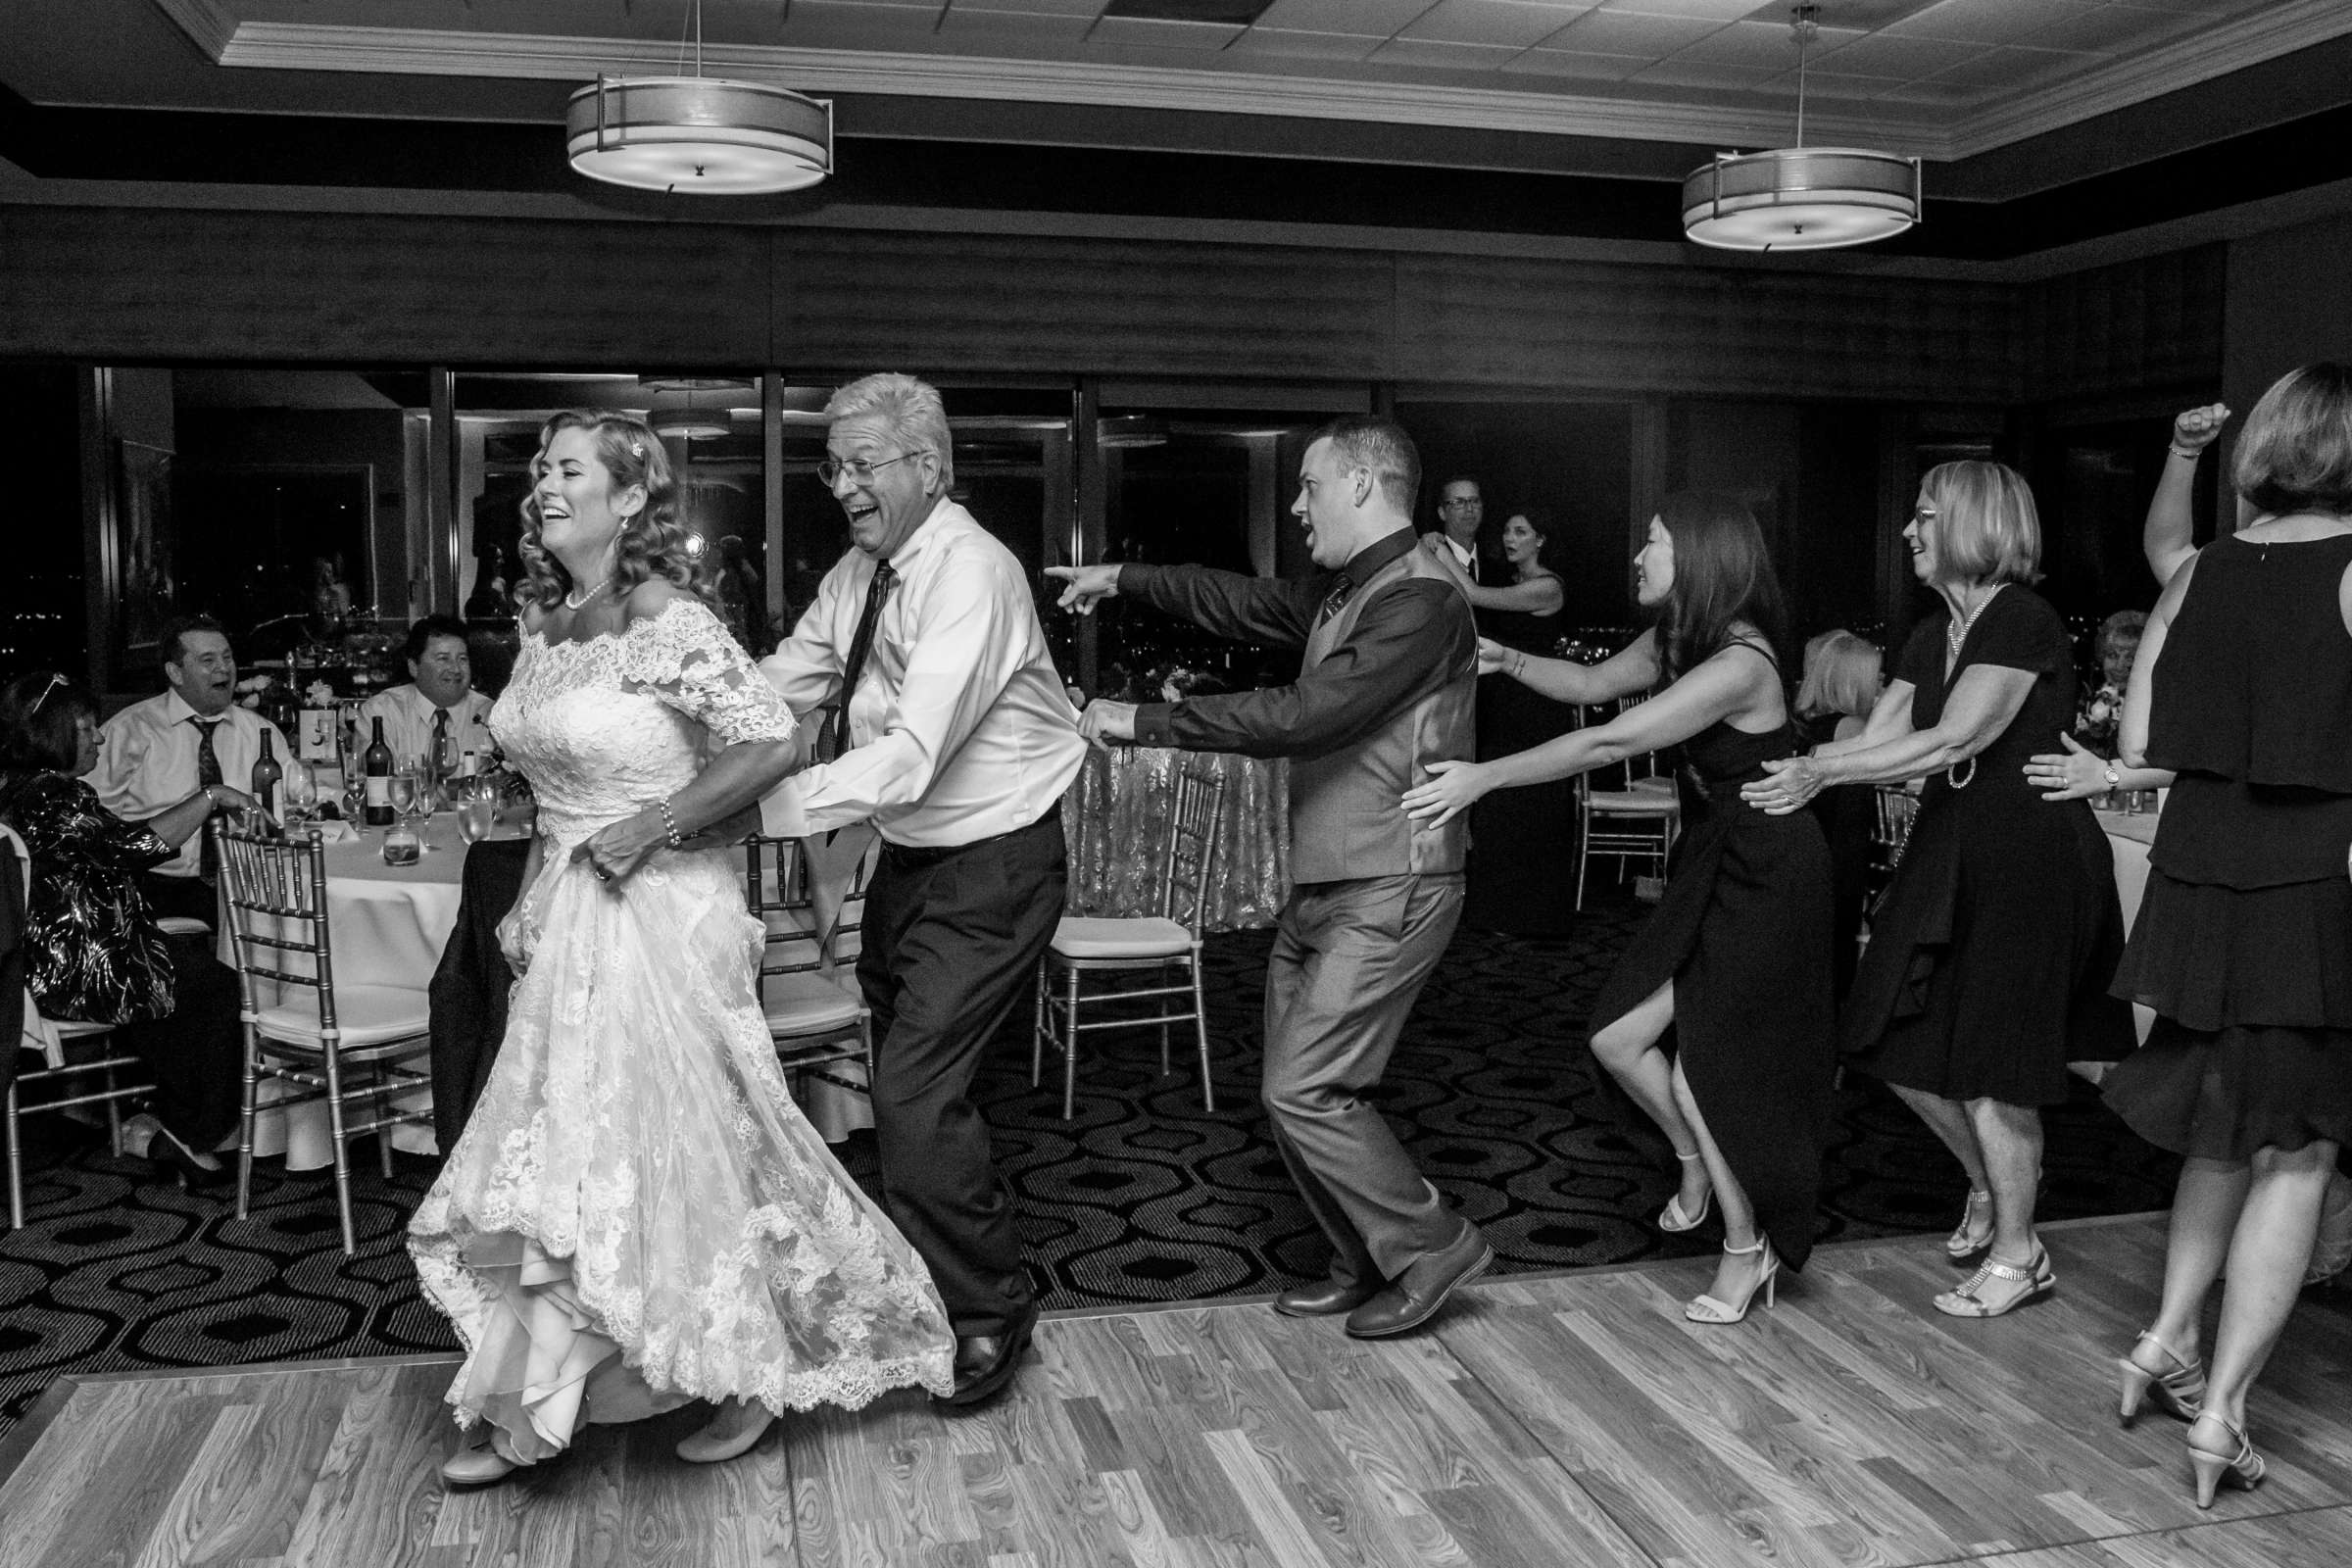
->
xmin=1681 ymin=5 xmax=1920 ymax=253
xmin=566 ymin=1 xmax=832 ymax=196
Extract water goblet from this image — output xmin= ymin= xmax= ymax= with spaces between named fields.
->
xmin=280 ymin=760 xmax=318 ymax=831
xmin=457 ymin=787 xmax=498 ymax=845
xmin=386 ymin=769 xmax=417 ymax=823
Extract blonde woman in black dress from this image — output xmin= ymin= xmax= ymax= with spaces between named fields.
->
xmin=1408 ymin=494 xmax=1834 ymax=1325
xmin=1748 ymin=462 xmax=2135 ymax=1318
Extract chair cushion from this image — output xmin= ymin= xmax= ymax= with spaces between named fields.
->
xmin=252 ymin=983 xmax=433 ymax=1049
xmin=156 ymin=915 xmax=213 ymax=938
xmin=1051 ymin=916 xmax=1194 ymax=959
xmin=762 ymin=971 xmax=864 ymax=1035
xmin=1588 ymin=791 xmax=1678 ymax=815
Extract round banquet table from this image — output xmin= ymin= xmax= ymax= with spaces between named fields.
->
xmin=1061 ymin=747 xmax=1289 ymax=931
xmin=227 ymin=812 xmax=506 ymax=1168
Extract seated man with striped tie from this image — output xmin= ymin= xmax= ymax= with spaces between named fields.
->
xmin=756 ymin=372 xmax=1087 ymax=1407
xmin=89 ymin=614 xmax=286 ymax=924
xmin=358 ymin=614 xmax=496 ymax=773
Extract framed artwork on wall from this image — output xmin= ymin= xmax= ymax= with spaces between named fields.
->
xmin=116 ymin=439 xmax=177 ymax=669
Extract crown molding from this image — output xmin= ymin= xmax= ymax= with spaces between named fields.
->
xmin=188 ymin=21 xmax=1950 ymax=160
xmin=145 ymin=3 xmax=2352 ymax=168
xmin=1946 ymin=0 xmax=2352 ymax=166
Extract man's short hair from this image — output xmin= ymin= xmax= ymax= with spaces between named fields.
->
xmin=1311 ymin=416 xmax=1421 ymax=517
xmin=1440 ymin=476 xmax=1482 ymax=500
xmin=824 ymin=372 xmax=956 ymax=489
xmin=157 ymin=613 xmax=228 ymax=669
xmin=405 ymin=613 xmax=471 ymax=666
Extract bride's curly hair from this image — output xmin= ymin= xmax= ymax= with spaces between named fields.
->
xmin=514 ymin=411 xmax=716 ymax=612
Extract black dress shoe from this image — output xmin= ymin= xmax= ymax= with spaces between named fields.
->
xmin=939 ymin=1313 xmax=1035 ymax=1407
xmin=1345 ymin=1227 xmax=1493 ymax=1339
xmin=1271 ymin=1276 xmax=1380 ymax=1317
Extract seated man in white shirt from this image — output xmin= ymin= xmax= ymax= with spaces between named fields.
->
xmin=91 ymin=614 xmax=289 ymax=923
xmin=358 ymin=614 xmax=496 ymax=770
xmin=758 ymin=372 xmax=1086 ymax=1409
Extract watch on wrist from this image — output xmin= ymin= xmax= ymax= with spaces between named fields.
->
xmin=2103 ymin=762 xmax=2121 ymax=789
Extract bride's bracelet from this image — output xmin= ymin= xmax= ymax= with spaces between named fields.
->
xmin=658 ymin=796 xmax=687 ymax=849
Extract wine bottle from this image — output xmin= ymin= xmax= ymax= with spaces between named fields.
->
xmin=363 ymin=716 xmax=396 ymax=827
xmin=251 ymin=730 xmax=282 ymax=815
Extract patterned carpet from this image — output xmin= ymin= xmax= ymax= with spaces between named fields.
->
xmin=0 ymin=893 xmax=2182 ymax=1435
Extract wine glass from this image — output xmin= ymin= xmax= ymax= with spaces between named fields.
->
xmin=280 ymin=760 xmax=318 ymax=831
xmin=386 ymin=769 xmax=417 ymax=824
xmin=456 ymin=780 xmax=498 ymax=845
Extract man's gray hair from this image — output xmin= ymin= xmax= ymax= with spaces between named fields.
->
xmin=824 ymin=372 xmax=955 ymax=488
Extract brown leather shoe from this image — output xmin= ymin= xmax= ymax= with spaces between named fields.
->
xmin=1271 ymin=1276 xmax=1380 ymax=1317
xmin=1344 ymin=1227 xmax=1492 ymax=1339
xmin=939 ymin=1312 xmax=1035 ymax=1407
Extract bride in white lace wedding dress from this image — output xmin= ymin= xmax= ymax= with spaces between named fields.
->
xmin=409 ymin=414 xmax=953 ymax=1483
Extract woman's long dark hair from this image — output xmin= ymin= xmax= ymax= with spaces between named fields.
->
xmin=1654 ymin=492 xmax=1789 ymax=682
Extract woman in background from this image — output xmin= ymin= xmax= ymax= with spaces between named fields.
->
xmin=1794 ymin=631 xmax=1883 ymax=999
xmin=1408 ymin=494 xmax=1834 ymax=1327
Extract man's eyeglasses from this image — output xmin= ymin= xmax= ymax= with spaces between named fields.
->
xmin=818 ymin=451 xmax=928 ymax=487
xmin=1440 ymin=496 xmax=1482 ymax=509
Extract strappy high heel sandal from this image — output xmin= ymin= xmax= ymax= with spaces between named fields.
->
xmin=2186 ymin=1412 xmax=2265 ymax=1509
xmin=1944 ymin=1188 xmax=1993 ymax=1258
xmin=1658 ymin=1152 xmax=1712 ymax=1234
xmin=1685 ymin=1236 xmax=1779 ymax=1325
xmin=1934 ymin=1244 xmax=2053 ymax=1318
xmin=2117 ymin=1329 xmax=2206 ymax=1425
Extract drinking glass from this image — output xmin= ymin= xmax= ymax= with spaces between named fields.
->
xmin=457 ymin=790 xmax=498 ymax=845
xmin=280 ymin=761 xmax=318 ymax=830
xmin=386 ymin=770 xmax=417 ymax=822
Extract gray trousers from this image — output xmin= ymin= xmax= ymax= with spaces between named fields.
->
xmin=1262 ymin=871 xmax=1466 ymax=1284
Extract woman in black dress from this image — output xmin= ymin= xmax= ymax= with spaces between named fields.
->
xmin=1425 ymin=511 xmax=1576 ymax=935
xmin=1749 ymin=462 xmax=2136 ymax=1318
xmin=2096 ymin=365 xmax=2352 ymax=1507
xmin=1407 ymin=493 xmax=1834 ymax=1325
xmin=1 ymin=671 xmax=255 ymax=1182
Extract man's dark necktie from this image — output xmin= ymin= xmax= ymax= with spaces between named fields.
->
xmin=1318 ymin=573 xmax=1355 ymax=625
xmin=191 ymin=716 xmax=222 ymax=880
xmin=821 ymin=561 xmax=897 ymax=762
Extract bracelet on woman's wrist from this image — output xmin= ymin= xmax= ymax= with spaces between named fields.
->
xmin=2168 ymin=444 xmax=2202 ymax=462
xmin=658 ymin=797 xmax=687 ymax=849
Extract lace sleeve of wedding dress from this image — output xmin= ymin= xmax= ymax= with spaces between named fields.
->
xmin=621 ymin=596 xmax=799 ymax=746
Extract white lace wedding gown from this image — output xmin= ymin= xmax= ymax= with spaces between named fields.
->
xmin=408 ymin=597 xmax=954 ymax=1462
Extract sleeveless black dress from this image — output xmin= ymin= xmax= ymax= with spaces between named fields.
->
xmin=1588 ymin=708 xmax=1837 ymax=1270
xmin=1844 ymin=587 xmax=2136 ymax=1105
xmin=2103 ymin=533 xmax=2352 ymax=1159
xmin=1465 ymin=596 xmax=1576 ymax=936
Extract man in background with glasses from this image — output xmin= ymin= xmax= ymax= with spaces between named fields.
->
xmin=756 ymin=372 xmax=1086 ymax=1407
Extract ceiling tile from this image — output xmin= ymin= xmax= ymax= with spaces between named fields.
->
xmin=1804 ymin=29 xmax=1987 ymax=76
xmin=1544 ymin=7 xmax=1725 ymax=54
xmin=1603 ymin=0 xmax=1785 ymax=20
xmin=1882 ymin=0 xmax=2107 ymax=48
xmin=1088 ymin=15 xmax=1248 ymax=46
xmin=1398 ymin=1 xmax=1599 ymax=48
xmin=937 ymin=10 xmax=1100 ymax=44
xmin=1219 ymin=25 xmax=1388 ymax=59
xmin=1498 ymin=46 xmax=1657 ymax=76
xmin=771 ymin=1 xmax=950 ymax=42
xmin=1366 ymin=36 xmax=1527 ymax=69
xmin=949 ymin=0 xmax=1108 ymax=13
xmin=2021 ymin=2 xmax=2206 ymax=54
xmin=1925 ymin=39 xmax=2097 ymax=85
xmin=1668 ymin=18 xmax=1865 ymax=67
xmin=1251 ymin=0 xmax=1435 ymax=31
xmin=1623 ymin=56 xmax=1787 ymax=87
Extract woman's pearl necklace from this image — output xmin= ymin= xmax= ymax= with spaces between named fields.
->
xmin=1946 ymin=583 xmax=2002 ymax=661
xmin=564 ymin=576 xmax=617 ymax=612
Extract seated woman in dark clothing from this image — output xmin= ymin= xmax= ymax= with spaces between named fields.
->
xmin=0 ymin=671 xmax=261 ymax=1182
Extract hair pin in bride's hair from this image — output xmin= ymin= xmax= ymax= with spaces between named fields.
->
xmin=629 ymin=440 xmax=646 ymax=460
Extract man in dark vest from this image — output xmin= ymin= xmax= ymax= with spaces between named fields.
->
xmin=1050 ymin=415 xmax=1490 ymax=1337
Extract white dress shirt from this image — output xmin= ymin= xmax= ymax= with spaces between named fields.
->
xmin=758 ymin=497 xmax=1086 ymax=848
xmin=1441 ymin=532 xmax=1480 ymax=581
xmin=357 ymin=683 xmax=497 ymax=768
xmin=91 ymin=691 xmax=292 ymax=879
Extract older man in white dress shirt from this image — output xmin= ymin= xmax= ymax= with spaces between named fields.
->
xmin=358 ymin=614 xmax=495 ymax=768
xmin=758 ymin=372 xmax=1085 ymax=1407
xmin=92 ymin=614 xmax=289 ymax=923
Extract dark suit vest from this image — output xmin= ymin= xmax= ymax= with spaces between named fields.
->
xmin=1288 ymin=546 xmax=1476 ymax=884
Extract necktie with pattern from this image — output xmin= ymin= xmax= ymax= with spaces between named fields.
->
xmin=822 ymin=561 xmax=898 ymax=762
xmin=190 ymin=715 xmax=222 ymax=880
xmin=1318 ymin=574 xmax=1355 ymax=625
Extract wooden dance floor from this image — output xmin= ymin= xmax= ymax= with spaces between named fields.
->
xmin=4 ymin=1214 xmax=2350 ymax=1567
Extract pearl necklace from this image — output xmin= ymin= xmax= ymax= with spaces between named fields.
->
xmin=564 ymin=576 xmax=617 ymax=612
xmin=1945 ymin=583 xmax=2002 ymax=662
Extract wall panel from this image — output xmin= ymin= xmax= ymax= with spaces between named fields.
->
xmin=771 ymin=230 xmax=1394 ymax=380
xmin=0 ymin=206 xmax=771 ymax=366
xmin=2024 ymin=243 xmax=2226 ymax=405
